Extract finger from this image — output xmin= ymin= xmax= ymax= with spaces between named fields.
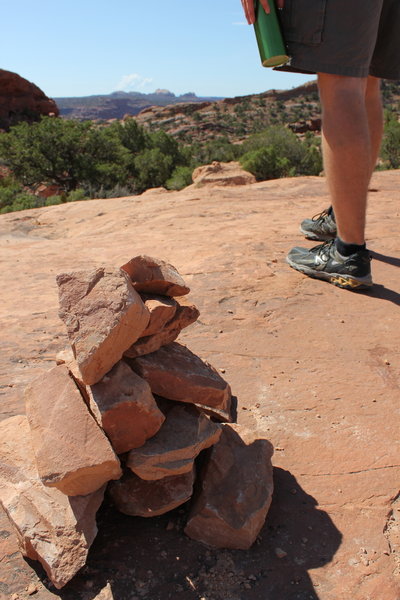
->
xmin=241 ymin=0 xmax=256 ymax=24
xmin=260 ymin=0 xmax=271 ymax=14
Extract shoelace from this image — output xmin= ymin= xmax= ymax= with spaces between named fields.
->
xmin=311 ymin=208 xmax=331 ymax=223
xmin=310 ymin=239 xmax=335 ymax=256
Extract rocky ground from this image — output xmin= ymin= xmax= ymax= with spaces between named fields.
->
xmin=0 ymin=168 xmax=399 ymax=600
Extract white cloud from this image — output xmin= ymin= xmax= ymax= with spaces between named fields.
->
xmin=232 ymin=21 xmax=247 ymax=25
xmin=117 ymin=73 xmax=154 ymax=92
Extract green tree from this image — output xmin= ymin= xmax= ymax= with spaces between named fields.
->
xmin=133 ymin=148 xmax=174 ymax=192
xmin=0 ymin=117 xmax=130 ymax=192
xmin=111 ymin=118 xmax=147 ymax=154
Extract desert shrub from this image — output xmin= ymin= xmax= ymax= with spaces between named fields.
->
xmin=239 ymin=125 xmax=322 ymax=177
xmin=0 ymin=193 xmax=40 ymax=213
xmin=133 ymin=148 xmax=174 ymax=192
xmin=66 ymin=188 xmax=88 ymax=202
xmin=82 ymin=183 xmax=136 ymax=199
xmin=45 ymin=195 xmax=64 ymax=206
xmin=185 ymin=137 xmax=239 ymax=167
xmin=166 ymin=166 xmax=193 ymax=190
xmin=381 ymin=115 xmax=400 ymax=169
xmin=0 ymin=176 xmax=38 ymax=213
xmin=240 ymin=147 xmax=294 ymax=180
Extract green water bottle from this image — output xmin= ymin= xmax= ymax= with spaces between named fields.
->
xmin=253 ymin=0 xmax=289 ymax=68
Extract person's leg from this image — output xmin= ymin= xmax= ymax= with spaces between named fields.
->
xmin=300 ymin=75 xmax=383 ymax=242
xmin=318 ymin=73 xmax=370 ymax=245
xmin=286 ymin=74 xmax=375 ymax=289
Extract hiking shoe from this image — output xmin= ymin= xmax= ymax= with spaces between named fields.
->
xmin=300 ymin=207 xmax=337 ymax=241
xmin=286 ymin=239 xmax=373 ymax=289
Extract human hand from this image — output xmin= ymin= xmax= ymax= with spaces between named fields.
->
xmin=241 ymin=0 xmax=285 ymax=25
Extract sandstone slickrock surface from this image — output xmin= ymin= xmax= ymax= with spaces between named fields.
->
xmin=25 ymin=364 xmax=121 ymax=495
xmin=124 ymin=303 xmax=200 ymax=358
xmin=185 ymin=424 xmax=274 ymax=549
xmin=140 ymin=295 xmax=178 ymax=336
xmin=1 ymin=170 xmax=399 ymax=599
xmin=0 ymin=415 xmax=104 ymax=589
xmin=56 ymin=267 xmax=150 ymax=385
xmin=127 ymin=405 xmax=221 ymax=480
xmin=87 ymin=360 xmax=165 ymax=454
xmin=128 ymin=342 xmax=231 ymax=411
xmin=0 ymin=69 xmax=59 ymax=130
xmin=120 ymin=255 xmax=190 ymax=296
xmin=109 ymin=467 xmax=195 ymax=517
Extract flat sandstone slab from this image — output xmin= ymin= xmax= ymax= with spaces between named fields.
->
xmin=127 ymin=404 xmax=221 ymax=480
xmin=25 ymin=364 xmax=122 ymax=496
xmin=57 ymin=266 xmax=150 ymax=385
xmin=127 ymin=342 xmax=231 ymax=411
xmin=140 ymin=294 xmax=178 ymax=337
xmin=109 ymin=467 xmax=195 ymax=517
xmin=121 ymin=255 xmax=190 ymax=296
xmin=0 ymin=415 xmax=105 ymax=589
xmin=124 ymin=303 xmax=199 ymax=358
xmin=88 ymin=360 xmax=165 ymax=454
xmin=185 ymin=424 xmax=274 ymax=549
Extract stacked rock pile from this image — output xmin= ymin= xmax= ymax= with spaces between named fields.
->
xmin=0 ymin=256 xmax=274 ymax=590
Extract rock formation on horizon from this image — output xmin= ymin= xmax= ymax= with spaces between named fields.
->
xmin=0 ymin=69 xmax=59 ymax=130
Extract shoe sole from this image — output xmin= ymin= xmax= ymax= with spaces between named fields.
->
xmin=286 ymin=256 xmax=373 ymax=290
xmin=299 ymin=226 xmax=337 ymax=242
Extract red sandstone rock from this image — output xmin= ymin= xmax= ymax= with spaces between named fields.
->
xmin=194 ymin=402 xmax=235 ymax=424
xmin=87 ymin=361 xmax=165 ymax=454
xmin=120 ymin=255 xmax=189 ymax=296
xmin=55 ymin=347 xmax=74 ymax=365
xmin=55 ymin=346 xmax=91 ymax=403
xmin=0 ymin=415 xmax=105 ymax=589
xmin=191 ymin=161 xmax=256 ymax=188
xmin=109 ymin=467 xmax=195 ymax=517
xmin=140 ymin=295 xmax=178 ymax=336
xmin=124 ymin=303 xmax=200 ymax=358
xmin=25 ymin=365 xmax=121 ymax=496
xmin=56 ymin=267 xmax=150 ymax=385
xmin=127 ymin=342 xmax=231 ymax=411
xmin=127 ymin=405 xmax=221 ymax=480
xmin=184 ymin=424 xmax=274 ymax=549
xmin=0 ymin=69 xmax=59 ymax=130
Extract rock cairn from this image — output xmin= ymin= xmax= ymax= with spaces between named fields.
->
xmin=0 ymin=255 xmax=274 ymax=589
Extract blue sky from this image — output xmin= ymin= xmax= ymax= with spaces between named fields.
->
xmin=1 ymin=0 xmax=314 ymax=99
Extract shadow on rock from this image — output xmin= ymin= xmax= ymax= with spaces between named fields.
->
xmin=26 ymin=468 xmax=341 ymax=600
xmin=370 ymin=250 xmax=400 ymax=268
xmin=363 ymin=284 xmax=400 ymax=306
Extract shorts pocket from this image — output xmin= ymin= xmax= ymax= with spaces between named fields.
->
xmin=280 ymin=0 xmax=327 ymax=46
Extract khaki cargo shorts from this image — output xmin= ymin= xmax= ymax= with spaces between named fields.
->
xmin=277 ymin=0 xmax=400 ymax=80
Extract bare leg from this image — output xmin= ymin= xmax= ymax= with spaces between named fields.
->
xmin=318 ymin=73 xmax=383 ymax=245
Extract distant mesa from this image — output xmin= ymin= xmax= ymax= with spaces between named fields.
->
xmin=0 ymin=69 xmax=59 ymax=131
xmin=54 ymin=89 xmax=224 ymax=121
xmin=154 ymin=88 xmax=175 ymax=97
